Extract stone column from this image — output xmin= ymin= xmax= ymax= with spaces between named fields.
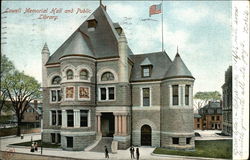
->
xmin=122 ymin=115 xmax=127 ymax=135
xmin=88 ymin=110 xmax=91 ymax=127
xmin=168 ymin=85 xmax=172 ymax=106
xmin=179 ymin=84 xmax=185 ymax=106
xmin=118 ymin=115 xmax=122 ymax=135
xmin=56 ymin=110 xmax=59 ymax=126
xmin=74 ymin=109 xmax=80 ymax=128
xmin=96 ymin=113 xmax=101 ymax=134
xmin=114 ymin=115 xmax=118 ymax=135
xmin=62 ymin=110 xmax=67 ymax=127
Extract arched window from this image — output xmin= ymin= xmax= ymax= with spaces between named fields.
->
xmin=66 ymin=69 xmax=74 ymax=80
xmin=52 ymin=76 xmax=61 ymax=85
xmin=101 ymin=72 xmax=114 ymax=81
xmin=80 ymin=69 xmax=88 ymax=80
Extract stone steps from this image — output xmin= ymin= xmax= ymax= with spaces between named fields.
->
xmin=90 ymin=137 xmax=113 ymax=153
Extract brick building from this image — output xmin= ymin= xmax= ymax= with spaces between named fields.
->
xmin=198 ymin=101 xmax=222 ymax=130
xmin=221 ymin=66 xmax=232 ymax=136
xmin=194 ymin=113 xmax=202 ymax=130
xmin=42 ymin=4 xmax=195 ymax=151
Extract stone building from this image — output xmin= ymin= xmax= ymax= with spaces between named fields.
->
xmin=221 ymin=66 xmax=232 ymax=136
xmin=41 ymin=4 xmax=195 ymax=151
xmin=198 ymin=101 xmax=222 ymax=130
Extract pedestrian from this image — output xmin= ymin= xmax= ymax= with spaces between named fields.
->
xmin=30 ymin=142 xmax=34 ymax=152
xmin=132 ymin=146 xmax=135 ymax=159
xmin=130 ymin=146 xmax=133 ymax=159
xmin=34 ymin=142 xmax=38 ymax=151
xmin=105 ymin=145 xmax=109 ymax=159
xmin=136 ymin=148 xmax=140 ymax=160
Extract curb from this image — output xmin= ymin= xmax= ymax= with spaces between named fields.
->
xmin=151 ymin=153 xmax=230 ymax=160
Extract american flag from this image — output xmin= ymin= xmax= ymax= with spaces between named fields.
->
xmin=149 ymin=3 xmax=162 ymax=17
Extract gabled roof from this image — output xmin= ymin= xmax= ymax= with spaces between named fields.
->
xmin=46 ymin=5 xmax=124 ymax=64
xmin=140 ymin=57 xmax=152 ymax=66
xmin=165 ymin=53 xmax=194 ymax=79
xmin=130 ymin=51 xmax=172 ymax=82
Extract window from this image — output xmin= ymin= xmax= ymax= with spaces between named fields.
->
xmin=108 ymin=87 xmax=114 ymax=100
xmin=197 ymin=118 xmax=200 ymax=122
xmin=52 ymin=76 xmax=61 ymax=85
xmin=186 ymin=137 xmax=191 ymax=144
xmin=51 ymin=111 xmax=56 ymax=125
xmin=100 ymin=88 xmax=106 ymax=100
xmin=88 ymin=19 xmax=97 ymax=28
xmin=80 ymin=110 xmax=88 ymax=127
xmin=101 ymin=72 xmax=114 ymax=81
xmin=57 ymin=133 xmax=61 ymax=144
xmin=142 ymin=66 xmax=150 ymax=77
xmin=185 ymin=85 xmax=190 ymax=105
xmin=65 ymin=87 xmax=74 ymax=100
xmin=51 ymin=89 xmax=61 ymax=102
xmin=67 ymin=110 xmax=74 ymax=127
xmin=142 ymin=88 xmax=150 ymax=106
xmin=66 ymin=137 xmax=73 ymax=148
xmin=197 ymin=124 xmax=200 ymax=128
xmin=58 ymin=110 xmax=62 ymax=126
xmin=51 ymin=133 xmax=56 ymax=143
xmin=172 ymin=85 xmax=179 ymax=105
xmin=172 ymin=137 xmax=179 ymax=144
xmin=66 ymin=69 xmax=74 ymax=80
xmin=99 ymin=87 xmax=115 ymax=101
xmin=212 ymin=116 xmax=215 ymax=121
xmin=217 ymin=116 xmax=220 ymax=121
xmin=80 ymin=69 xmax=88 ymax=80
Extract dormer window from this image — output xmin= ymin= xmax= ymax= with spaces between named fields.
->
xmin=87 ymin=15 xmax=97 ymax=31
xmin=140 ymin=57 xmax=153 ymax=78
xmin=142 ymin=66 xmax=151 ymax=77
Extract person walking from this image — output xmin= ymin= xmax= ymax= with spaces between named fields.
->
xmin=132 ymin=146 xmax=135 ymax=159
xmin=105 ymin=145 xmax=109 ymax=159
xmin=34 ymin=142 xmax=38 ymax=151
xmin=136 ymin=148 xmax=140 ymax=160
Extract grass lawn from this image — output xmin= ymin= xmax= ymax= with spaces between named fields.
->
xmin=153 ymin=140 xmax=232 ymax=159
xmin=11 ymin=140 xmax=60 ymax=148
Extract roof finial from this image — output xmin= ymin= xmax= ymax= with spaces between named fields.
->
xmin=100 ymin=0 xmax=102 ymax=6
xmin=176 ymin=45 xmax=180 ymax=57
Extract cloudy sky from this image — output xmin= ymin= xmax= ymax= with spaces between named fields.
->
xmin=1 ymin=1 xmax=232 ymax=94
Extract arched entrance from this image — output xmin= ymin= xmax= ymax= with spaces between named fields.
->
xmin=141 ymin=125 xmax=152 ymax=146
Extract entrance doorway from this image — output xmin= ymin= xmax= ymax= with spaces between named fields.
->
xmin=141 ymin=125 xmax=152 ymax=146
xmin=101 ymin=113 xmax=114 ymax=137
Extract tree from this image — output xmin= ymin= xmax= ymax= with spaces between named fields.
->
xmin=2 ymin=71 xmax=41 ymax=136
xmin=0 ymin=54 xmax=15 ymax=116
xmin=193 ymin=91 xmax=222 ymax=111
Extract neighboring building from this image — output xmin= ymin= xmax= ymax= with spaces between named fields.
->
xmin=21 ymin=100 xmax=42 ymax=128
xmin=42 ymin=4 xmax=195 ymax=151
xmin=198 ymin=101 xmax=222 ymax=130
xmin=221 ymin=66 xmax=232 ymax=136
xmin=0 ymin=100 xmax=42 ymax=128
xmin=194 ymin=113 xmax=202 ymax=130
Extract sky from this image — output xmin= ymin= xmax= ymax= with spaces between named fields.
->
xmin=1 ymin=1 xmax=232 ymax=94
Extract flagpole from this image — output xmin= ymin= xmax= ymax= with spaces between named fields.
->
xmin=161 ymin=0 xmax=164 ymax=53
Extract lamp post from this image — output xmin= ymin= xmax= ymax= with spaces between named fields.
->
xmin=40 ymin=109 xmax=43 ymax=155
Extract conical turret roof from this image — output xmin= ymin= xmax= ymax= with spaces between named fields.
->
xmin=165 ymin=53 xmax=194 ymax=79
xmin=42 ymin=43 xmax=50 ymax=54
xmin=57 ymin=30 xmax=94 ymax=58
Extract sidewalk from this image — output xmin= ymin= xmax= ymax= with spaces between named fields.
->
xmin=0 ymin=133 xmax=228 ymax=160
